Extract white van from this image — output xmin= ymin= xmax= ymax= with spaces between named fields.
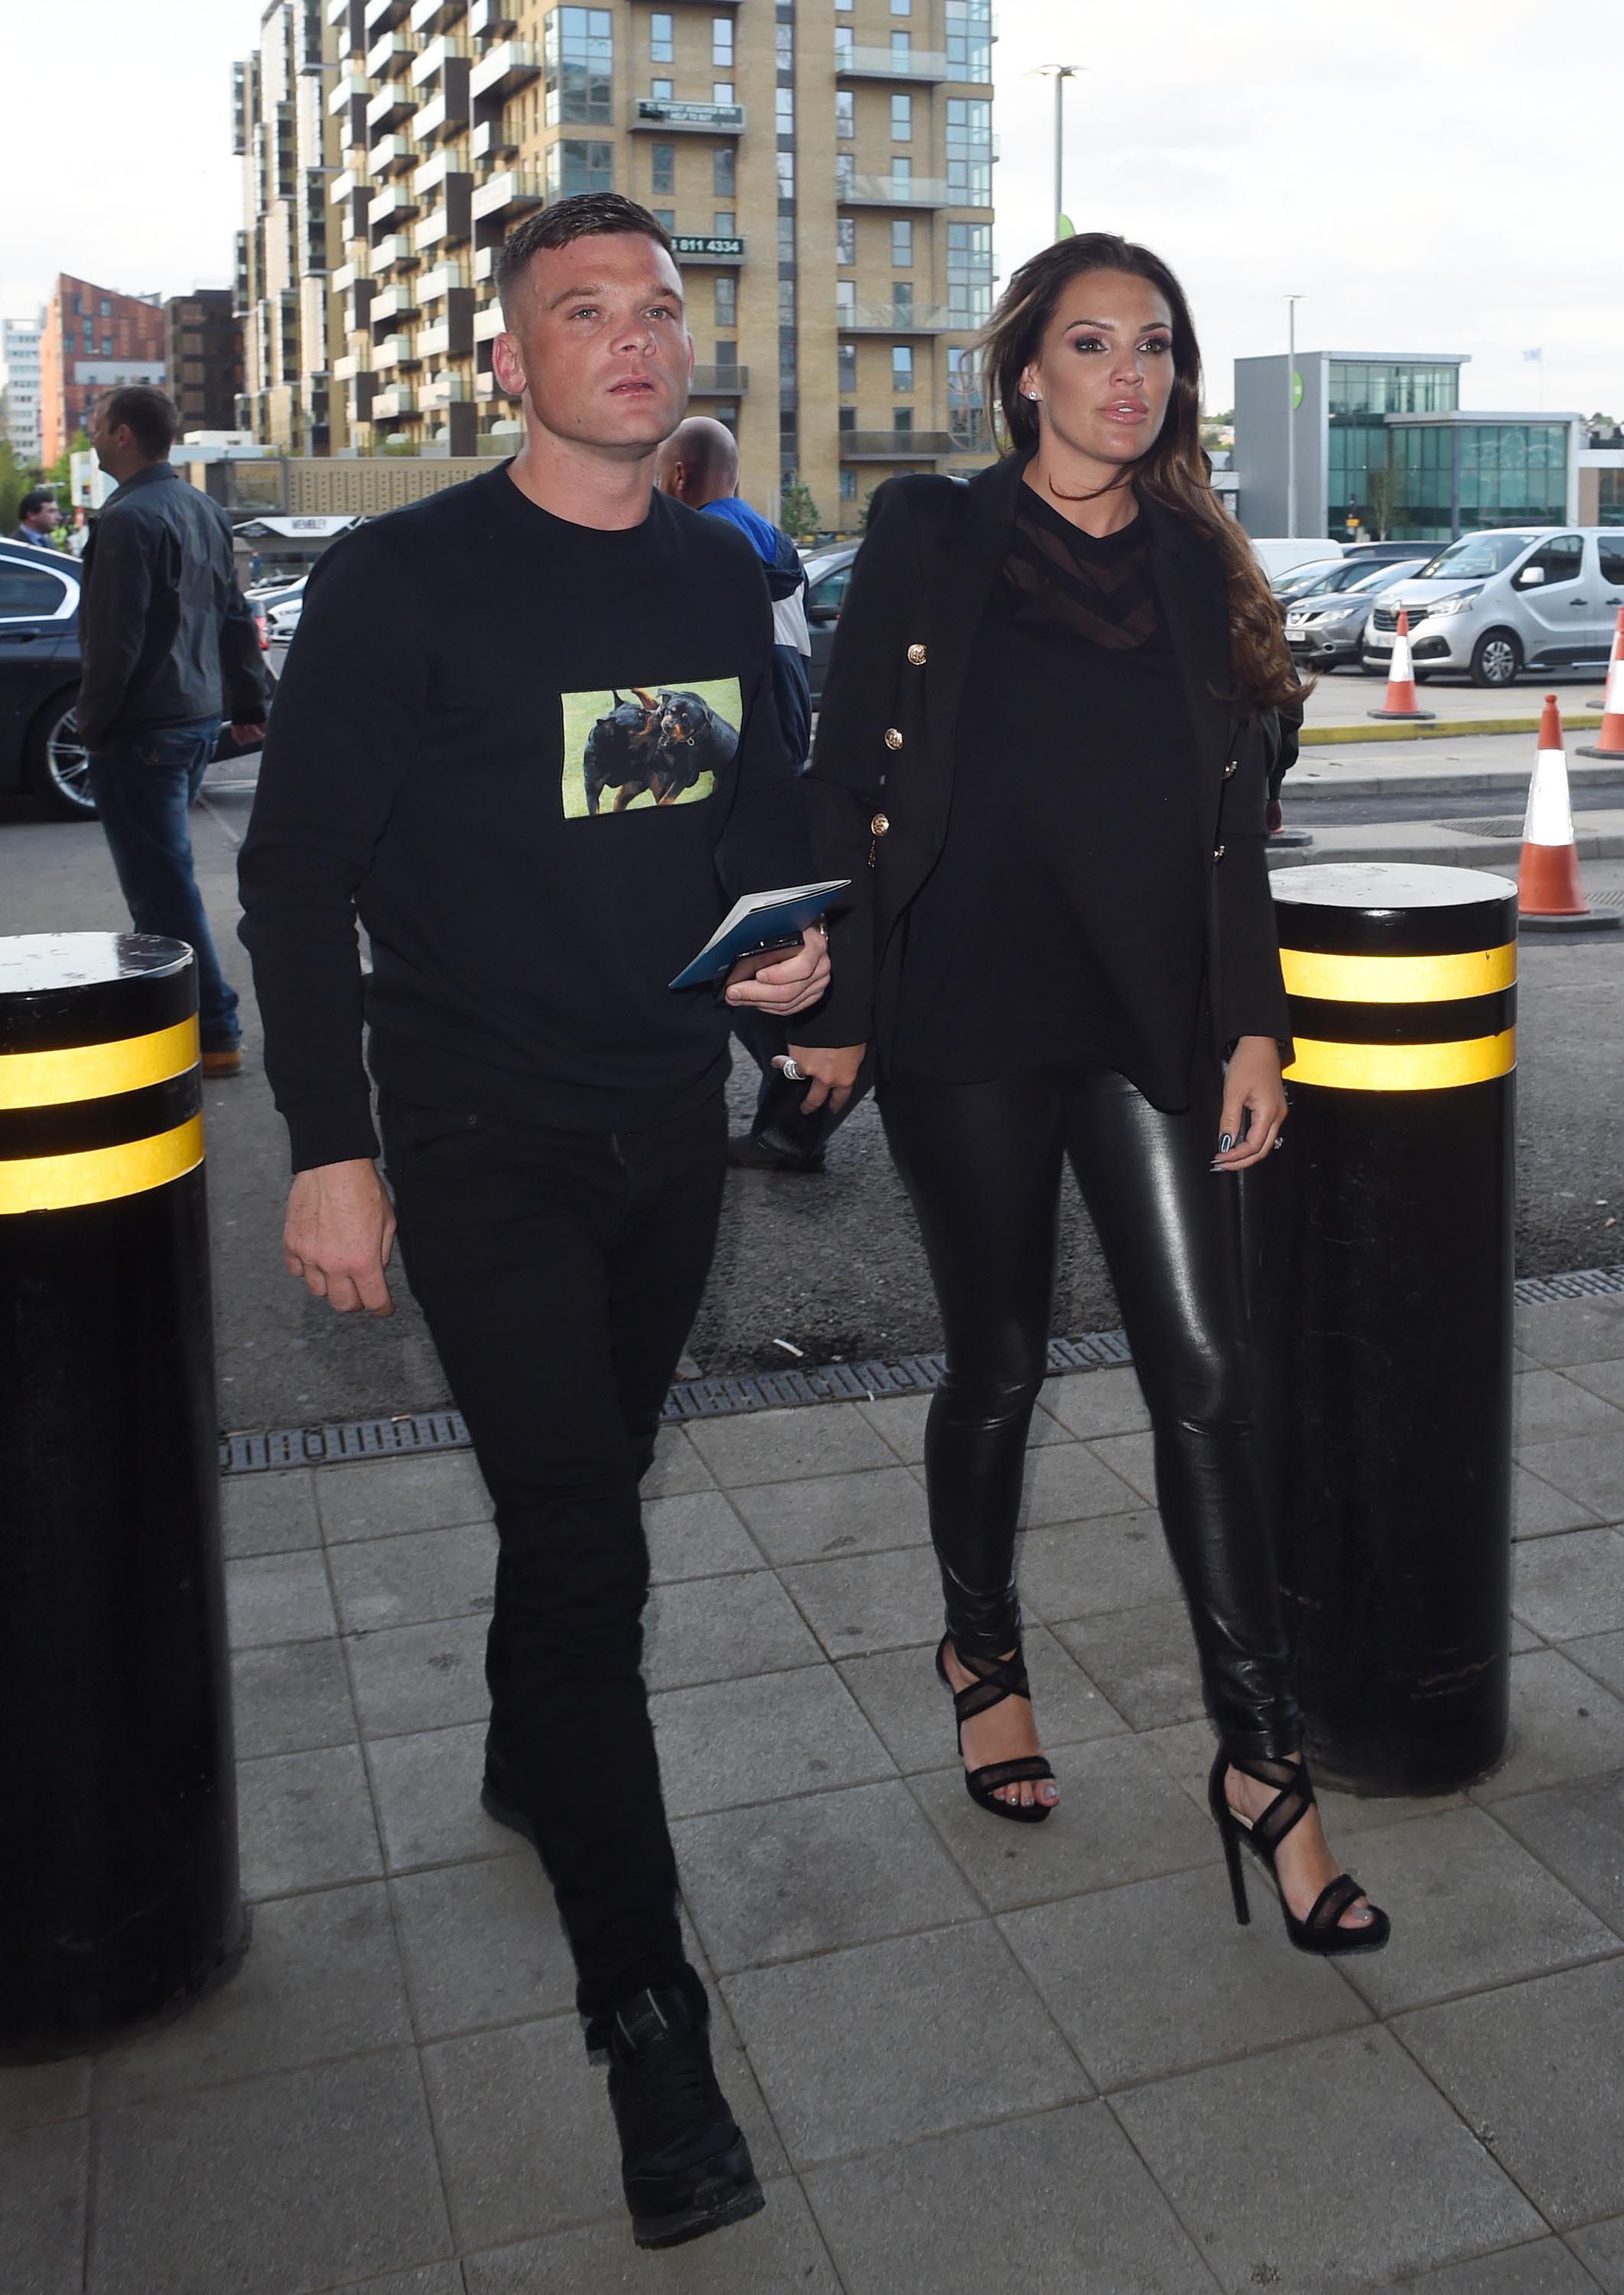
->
xmin=1248 ymin=536 xmax=1348 ymax=582
xmin=1362 ymin=528 xmax=1624 ymax=687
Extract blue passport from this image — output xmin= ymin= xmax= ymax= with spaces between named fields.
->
xmin=668 ymin=880 xmax=851 ymax=991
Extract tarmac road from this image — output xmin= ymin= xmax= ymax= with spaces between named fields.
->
xmin=2 ymin=756 xmax=1619 ymax=1429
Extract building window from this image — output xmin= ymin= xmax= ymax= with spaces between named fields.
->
xmin=892 ymin=155 xmax=912 ymax=184
xmin=650 ymin=77 xmax=672 ymax=100
xmin=776 ymin=21 xmax=792 ymax=68
xmin=891 ymin=95 xmax=913 ymax=142
xmin=893 ymin=282 xmax=913 ymax=321
xmin=714 ymin=145 xmax=736 ymax=196
xmin=946 ymin=220 xmax=992 ymax=326
xmin=779 ymin=279 xmax=796 ymax=324
xmin=948 ymin=343 xmax=986 ymax=450
xmin=712 ymin=14 xmax=734 ymax=67
xmin=892 ymin=219 xmax=913 ymax=267
xmin=835 ymin=25 xmax=853 ymax=66
xmin=838 ymin=406 xmax=855 ymax=431
xmin=652 ymin=142 xmax=675 ymax=194
xmin=652 ymin=208 xmax=675 ymax=231
xmin=714 ymin=275 xmax=737 ymax=328
xmin=546 ymin=139 xmax=613 ymax=198
xmin=945 ymin=98 xmax=992 ymax=205
xmin=712 ymin=80 xmax=734 ymax=105
xmin=835 ymin=89 xmax=854 ymax=138
xmin=945 ymin=0 xmax=991 ymax=80
xmin=837 ymin=214 xmax=855 ymax=265
xmin=840 ymin=467 xmax=857 ymax=502
xmin=776 ymin=150 xmax=793 ymax=198
xmin=893 ymin=407 xmax=913 ymax=434
xmin=891 ymin=31 xmax=911 ymax=63
xmin=835 ymin=151 xmax=855 ymax=197
xmin=893 ymin=344 xmax=913 ymax=393
xmin=714 ymin=209 xmax=735 ymax=234
xmin=778 ymin=213 xmax=796 ymax=264
xmin=649 ymin=11 xmax=672 ymax=62
xmin=544 ymin=8 xmax=613 ymax=128
xmin=102 ymin=337 xmax=112 ymax=356
xmin=776 ymin=86 xmax=794 ymax=133
xmin=836 ymin=279 xmax=855 ymax=321
xmin=1599 ymin=471 xmax=1624 ymax=528
xmin=891 ymin=0 xmax=911 ymax=12
xmin=100 ymin=298 xmax=111 ymax=316
xmin=838 ymin=342 xmax=856 ymax=392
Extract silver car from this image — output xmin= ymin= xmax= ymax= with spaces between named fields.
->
xmin=1284 ymin=560 xmax=1427 ymax=672
xmin=1362 ymin=527 xmax=1624 ymax=687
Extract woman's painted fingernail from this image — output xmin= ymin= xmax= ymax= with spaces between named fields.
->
xmin=1219 ymin=1134 xmax=1234 ymax=1153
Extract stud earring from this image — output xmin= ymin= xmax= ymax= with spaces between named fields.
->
xmin=1026 ymin=389 xmax=1040 ymax=402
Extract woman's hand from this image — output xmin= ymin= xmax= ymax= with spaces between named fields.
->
xmin=1212 ymin=1035 xmax=1288 ymax=1171
xmin=779 ymin=1042 xmax=866 ymax=1116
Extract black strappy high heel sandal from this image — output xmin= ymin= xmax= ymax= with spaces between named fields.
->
xmin=1207 ymin=1750 xmax=1391 ymax=1956
xmin=935 ymin=1635 xmax=1056 ymax=1824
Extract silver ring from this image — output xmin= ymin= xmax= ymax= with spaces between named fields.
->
xmin=780 ymin=1058 xmax=803 ymax=1082
xmin=1273 ymin=1134 xmax=1285 ymax=1151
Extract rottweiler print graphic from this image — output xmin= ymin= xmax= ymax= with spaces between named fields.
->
xmin=563 ymin=677 xmax=741 ymax=819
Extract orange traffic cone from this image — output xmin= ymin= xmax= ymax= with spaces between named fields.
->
xmin=1368 ymin=609 xmax=1436 ymax=721
xmin=1577 ymin=606 xmax=1624 ymax=759
xmin=1518 ymin=694 xmax=1620 ymax=936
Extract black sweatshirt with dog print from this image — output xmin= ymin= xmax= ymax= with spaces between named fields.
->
xmin=239 ymin=466 xmax=810 ymax=1171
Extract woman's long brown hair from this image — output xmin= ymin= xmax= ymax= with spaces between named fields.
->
xmin=979 ymin=231 xmax=1307 ymax=716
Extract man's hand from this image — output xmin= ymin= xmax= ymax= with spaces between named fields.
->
xmin=231 ymin=721 xmax=268 ymax=747
xmin=723 ymin=925 xmax=831 ymax=1017
xmin=780 ymin=1042 xmax=866 ymax=1116
xmin=284 ymin=1157 xmax=397 ymax=1316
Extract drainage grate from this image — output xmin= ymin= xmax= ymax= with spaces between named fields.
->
xmin=218 ymin=1270 xmax=1624 ymax=1473
xmin=1453 ymin=818 xmax=1526 ymax=839
xmin=1587 ymin=888 xmax=1624 ymax=912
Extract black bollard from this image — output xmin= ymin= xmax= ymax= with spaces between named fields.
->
xmin=1255 ymin=864 xmax=1518 ymax=1795
xmin=0 ymin=933 xmax=244 ymax=2059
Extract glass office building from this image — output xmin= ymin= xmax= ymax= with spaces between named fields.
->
xmin=1325 ymin=356 xmax=1570 ymax=541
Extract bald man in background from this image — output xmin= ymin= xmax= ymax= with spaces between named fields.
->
xmin=656 ymin=419 xmax=868 ymax=1172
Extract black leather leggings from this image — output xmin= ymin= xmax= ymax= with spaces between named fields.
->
xmin=880 ymin=1058 xmax=1301 ymax=1763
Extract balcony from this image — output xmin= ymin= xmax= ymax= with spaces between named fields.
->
xmin=372 ymin=231 xmax=419 ymax=269
xmin=369 ymin=135 xmax=421 ymax=177
xmin=413 ymin=81 xmax=471 ymax=144
xmin=469 ymin=39 xmax=541 ymax=103
xmin=626 ymin=96 xmax=744 ymax=135
xmin=332 ymin=352 xmax=367 ymax=382
xmin=367 ymin=82 xmax=418 ymax=132
xmin=418 ymin=301 xmax=474 ymax=358
xmin=412 ymin=34 xmax=471 ymax=88
xmin=373 ymin=331 xmax=421 ymax=369
xmin=333 ymin=259 xmax=363 ymax=292
xmin=415 ymin=187 xmax=474 ymax=252
xmin=409 ymin=0 xmax=467 ymax=31
xmin=474 ymin=304 xmax=504 ymax=342
xmin=840 ymin=428 xmax=954 ymax=459
xmin=836 ymin=45 xmax=951 ymax=83
xmin=371 ymin=283 xmax=420 ymax=327
xmin=363 ymin=0 xmax=411 ymax=29
xmin=470 ymin=167 xmax=544 ymax=226
xmin=670 ymin=233 xmax=744 ymax=265
xmin=473 ymin=244 xmax=496 ymax=282
xmin=342 ymin=285 xmax=375 ymax=331
xmin=471 ymin=119 xmax=518 ymax=165
xmin=347 ymin=373 xmax=378 ymax=422
xmin=689 ymin=364 xmax=749 ymax=394
xmin=841 ymin=299 xmax=952 ymax=332
xmin=421 ymin=372 xmax=474 ymax=409
xmin=467 ymin=0 xmax=516 ymax=31
xmin=419 ymin=258 xmax=472 ymax=299
xmin=366 ymin=31 xmax=415 ymax=78
xmin=841 ymin=172 xmax=951 ymax=207
xmin=328 ymin=166 xmax=361 ymax=205
xmin=328 ymin=73 xmax=369 ymax=114
xmin=369 ymin=181 xmax=422 ymax=230
xmin=372 ymin=384 xmax=418 ymax=419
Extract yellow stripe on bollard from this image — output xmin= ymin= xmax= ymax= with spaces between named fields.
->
xmin=0 ymin=1017 xmax=200 ymax=1110
xmin=0 ymin=1115 xmax=204 ymax=1215
xmin=1283 ymin=1031 xmax=1516 ymax=1092
xmin=1279 ymin=945 xmax=1517 ymax=1004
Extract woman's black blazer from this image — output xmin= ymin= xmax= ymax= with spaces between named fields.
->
xmin=796 ymin=450 xmax=1297 ymax=1071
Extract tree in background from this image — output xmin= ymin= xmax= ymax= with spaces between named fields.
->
xmin=0 ymin=441 xmax=30 ymax=537
xmin=43 ymin=428 xmax=92 ymax=500
xmin=778 ymin=474 xmax=819 ymax=545
xmin=1365 ymin=463 xmax=1394 ymax=542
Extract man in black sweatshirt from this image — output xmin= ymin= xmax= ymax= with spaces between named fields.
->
xmin=237 ymin=194 xmax=831 ymax=2252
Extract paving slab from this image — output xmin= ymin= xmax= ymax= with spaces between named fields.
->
xmin=685 ymin=1401 xmax=893 ymax=1486
xmin=1568 ymin=1359 xmax=1624 ymax=1411
xmin=1040 ymin=1364 xmax=1152 ymax=1438
xmin=1017 ymin=1508 xmax=1179 ymax=1622
xmin=368 ymin=1721 xmax=519 ymax=1873
xmin=721 ymin=1919 xmax=1088 ymax=2166
xmin=1516 ymin=1301 xmax=1624 ymax=1372
xmin=1052 ymin=1597 xmax=1206 ymax=1730
xmin=461 ymin=2178 xmax=842 ymax=2293
xmin=1512 ymin=1463 xmax=1605 ymax=1540
xmin=650 ymin=1663 xmax=894 ymax=1819
xmin=314 ymin=1451 xmax=493 ymax=1542
xmin=1567 ymin=1631 xmax=1624 ymax=1701
xmin=220 ymin=1466 xmax=321 ymax=1558
xmin=1514 ymin=1368 xmax=1624 ymax=1447
xmin=347 ymin=1613 xmax=493 ymax=1739
xmin=327 ymin=1522 xmax=498 ymax=1633
xmin=1471 ymin=1650 xmax=1624 ymax=1800
xmin=1002 ymin=1863 xmax=1369 ymax=2087
xmin=1517 ymin=1432 xmax=1624 ymax=1524
xmin=324 ymin=2270 xmax=467 ymax=2295
xmin=856 ymin=1388 xmax=1071 ymax=1463
xmin=1396 ymin=1957 xmax=1624 ymax=2230
xmin=389 ymin=1852 xmax=577 ymax=2039
xmin=224 ymin=1549 xmax=338 ymax=1651
xmin=802 ymin=2101 xmax=1215 ymax=2294
xmin=229 ymin=1636 xmax=356 ymax=1760
xmin=0 ymin=2056 xmax=90 ymax=2137
xmin=640 ymin=1488 xmax=764 ymax=1582
xmin=1482 ymin=1773 xmax=1624 ymax=1939
xmin=838 ymin=1620 xmax=1126 ymax=1774
xmin=643 ymin=1566 xmax=823 ymax=1690
xmin=1 ymin=2119 xmax=86 ymax=2295
xmin=779 ymin=1541 xmax=947 ymax=1658
xmin=1112 ymin=2026 xmax=1541 ymax=2293
xmin=674 ymin=1777 xmax=978 ymax=1972
xmin=1513 ymin=1528 xmax=1624 ymax=1640
xmin=638 ymin=1424 xmax=717 ymax=1496
xmin=94 ymin=1882 xmax=412 ymax=2108
xmin=1569 ymin=2215 xmax=1624 ymax=2293
xmin=236 ymin=1740 xmax=383 ymax=1899
xmin=727 ymin=1462 xmax=931 ymax=1563
xmin=1326 ymin=1805 xmax=1620 ymax=2017
xmin=910 ymin=1732 xmax=1217 ymax=1912
xmin=1022 ymin=1436 xmax=1147 ymax=1522
xmin=89 ymin=2050 xmax=452 ymax=2295
xmin=1393 ymin=2240 xmax=1604 ymax=2291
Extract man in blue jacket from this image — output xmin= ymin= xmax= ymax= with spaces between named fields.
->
xmin=657 ymin=418 xmax=868 ymax=1170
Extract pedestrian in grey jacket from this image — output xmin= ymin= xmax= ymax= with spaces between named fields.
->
xmin=80 ymin=386 xmax=268 ymax=1072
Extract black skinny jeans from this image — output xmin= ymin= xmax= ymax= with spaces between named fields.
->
xmin=379 ymin=1089 xmax=726 ymax=2043
xmin=880 ymin=1058 xmax=1301 ymax=1763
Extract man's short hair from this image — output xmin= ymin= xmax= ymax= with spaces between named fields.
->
xmin=101 ymin=386 xmax=179 ymax=460
xmin=495 ymin=194 xmax=675 ymax=322
xmin=20 ymin=488 xmax=57 ymax=521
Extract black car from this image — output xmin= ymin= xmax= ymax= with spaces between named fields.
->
xmin=0 ymin=540 xmax=268 ymax=819
xmin=804 ymin=545 xmax=858 ymax=709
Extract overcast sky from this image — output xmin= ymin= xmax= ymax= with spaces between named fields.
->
xmin=2 ymin=0 xmax=1619 ymax=418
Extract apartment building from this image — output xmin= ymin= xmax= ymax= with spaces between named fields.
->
xmin=164 ymin=290 xmax=246 ymax=436
xmin=238 ymin=0 xmax=994 ymax=519
xmin=37 ymin=278 xmax=166 ymax=468
xmin=2 ymin=312 xmax=44 ymax=465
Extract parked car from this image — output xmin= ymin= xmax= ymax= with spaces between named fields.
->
xmin=1284 ymin=560 xmax=1427 ymax=672
xmin=1340 ymin=540 xmax=1441 ymax=569
xmin=804 ymin=544 xmax=858 ymax=709
xmin=1249 ymin=536 xmax=1348 ymax=583
xmin=1272 ymin=555 xmax=1378 ymax=604
xmin=1362 ymin=528 xmax=1624 ymax=686
xmin=0 ymin=539 xmax=270 ymax=818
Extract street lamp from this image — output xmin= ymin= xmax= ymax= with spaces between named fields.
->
xmin=1285 ymin=293 xmax=1303 ymax=538
xmin=1029 ymin=64 xmax=1082 ymax=239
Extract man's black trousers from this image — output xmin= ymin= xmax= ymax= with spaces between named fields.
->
xmin=379 ymin=1089 xmax=726 ymax=2036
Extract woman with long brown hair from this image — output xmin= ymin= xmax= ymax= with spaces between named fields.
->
xmin=786 ymin=232 xmax=1388 ymax=1953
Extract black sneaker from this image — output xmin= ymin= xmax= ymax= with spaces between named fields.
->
xmin=727 ymin=1131 xmax=825 ymax=1174
xmin=607 ymin=1986 xmax=764 ymax=2249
